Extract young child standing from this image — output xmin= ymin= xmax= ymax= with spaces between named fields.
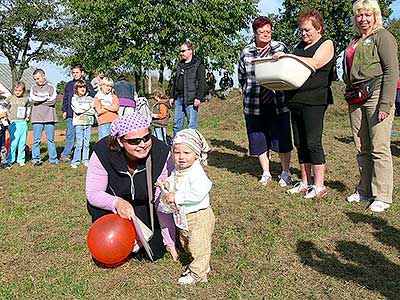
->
xmin=150 ymin=88 xmax=171 ymax=143
xmin=0 ymin=96 xmax=10 ymax=169
xmin=161 ymin=129 xmax=215 ymax=284
xmin=70 ymin=80 xmax=95 ymax=168
xmin=6 ymin=81 xmax=31 ymax=166
xmin=93 ymin=78 xmax=119 ymax=140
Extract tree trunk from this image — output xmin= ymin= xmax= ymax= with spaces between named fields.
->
xmin=158 ymin=62 xmax=164 ymax=87
xmin=134 ymin=69 xmax=141 ymax=96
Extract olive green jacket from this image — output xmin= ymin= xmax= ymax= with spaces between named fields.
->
xmin=342 ymin=28 xmax=399 ymax=113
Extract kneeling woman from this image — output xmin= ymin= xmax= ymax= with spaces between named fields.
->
xmin=86 ymin=112 xmax=177 ymax=260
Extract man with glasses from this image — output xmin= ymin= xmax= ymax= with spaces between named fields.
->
xmin=169 ymin=42 xmax=206 ymax=136
xmin=238 ymin=16 xmax=293 ymax=187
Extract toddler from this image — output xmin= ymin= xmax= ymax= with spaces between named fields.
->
xmin=0 ymin=96 xmax=10 ymax=169
xmin=6 ymin=81 xmax=31 ymax=166
xmin=71 ymin=80 xmax=95 ymax=168
xmin=151 ymin=88 xmax=171 ymax=143
xmin=94 ymin=77 xmax=119 ymax=139
xmin=161 ymin=129 xmax=215 ymax=284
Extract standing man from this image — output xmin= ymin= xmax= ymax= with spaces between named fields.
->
xmin=238 ymin=16 xmax=293 ymax=187
xmin=60 ymin=64 xmax=95 ymax=162
xmin=30 ymin=69 xmax=58 ymax=166
xmin=90 ymin=69 xmax=106 ymax=92
xmin=169 ymin=42 xmax=206 ymax=136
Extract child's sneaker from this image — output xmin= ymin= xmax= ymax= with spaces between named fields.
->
xmin=18 ymin=162 xmax=25 ymax=167
xmin=278 ymin=171 xmax=292 ymax=187
xmin=259 ymin=174 xmax=272 ymax=186
xmin=177 ymin=272 xmax=207 ymax=284
xmin=287 ymin=182 xmax=309 ymax=194
xmin=304 ymin=185 xmax=327 ymax=199
xmin=71 ymin=164 xmax=78 ymax=169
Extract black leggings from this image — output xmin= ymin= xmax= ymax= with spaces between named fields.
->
xmin=289 ymin=103 xmax=327 ymax=165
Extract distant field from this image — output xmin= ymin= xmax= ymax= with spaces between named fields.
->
xmin=1 ymin=83 xmax=400 ymax=300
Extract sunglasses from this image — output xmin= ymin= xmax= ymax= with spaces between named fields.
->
xmin=122 ymin=133 xmax=152 ymax=145
xmin=179 ymin=48 xmax=190 ymax=53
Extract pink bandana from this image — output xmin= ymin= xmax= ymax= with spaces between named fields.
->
xmin=110 ymin=112 xmax=150 ymax=137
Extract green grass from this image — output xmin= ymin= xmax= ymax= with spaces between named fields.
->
xmin=1 ymin=82 xmax=400 ymax=299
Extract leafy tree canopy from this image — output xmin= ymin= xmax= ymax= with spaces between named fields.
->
xmin=0 ymin=0 xmax=71 ymax=85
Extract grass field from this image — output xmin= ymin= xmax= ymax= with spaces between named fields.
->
xmin=1 ymin=83 xmax=400 ymax=300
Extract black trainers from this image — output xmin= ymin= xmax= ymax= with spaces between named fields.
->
xmin=33 ymin=161 xmax=42 ymax=166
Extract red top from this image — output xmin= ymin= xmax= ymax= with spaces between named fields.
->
xmin=397 ymin=79 xmax=400 ymax=89
xmin=346 ymin=47 xmax=356 ymax=72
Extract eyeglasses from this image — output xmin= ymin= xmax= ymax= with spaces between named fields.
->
xmin=122 ymin=133 xmax=152 ymax=145
xmin=179 ymin=48 xmax=191 ymax=53
xmin=256 ymin=30 xmax=271 ymax=35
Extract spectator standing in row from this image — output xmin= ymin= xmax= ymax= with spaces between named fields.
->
xmin=219 ymin=72 xmax=234 ymax=98
xmin=91 ymin=70 xmax=106 ymax=92
xmin=94 ymin=78 xmax=119 ymax=140
xmin=6 ymin=81 xmax=31 ymax=166
xmin=30 ymin=69 xmax=58 ymax=166
xmin=60 ymin=64 xmax=95 ymax=163
xmin=114 ymin=75 xmax=136 ymax=117
xmin=238 ymin=16 xmax=293 ymax=187
xmin=169 ymin=42 xmax=206 ymax=136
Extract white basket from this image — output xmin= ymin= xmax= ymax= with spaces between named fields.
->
xmin=252 ymin=54 xmax=315 ymax=90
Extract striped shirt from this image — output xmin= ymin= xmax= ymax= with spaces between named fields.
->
xmin=238 ymin=40 xmax=289 ymax=116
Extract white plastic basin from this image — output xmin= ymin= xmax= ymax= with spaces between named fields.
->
xmin=252 ymin=54 xmax=315 ymax=90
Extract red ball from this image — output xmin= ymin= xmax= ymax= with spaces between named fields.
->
xmin=87 ymin=214 xmax=136 ymax=267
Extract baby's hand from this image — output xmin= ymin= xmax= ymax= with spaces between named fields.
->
xmin=165 ymin=192 xmax=176 ymax=204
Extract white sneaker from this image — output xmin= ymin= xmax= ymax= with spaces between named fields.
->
xmin=304 ymin=185 xmax=328 ymax=199
xmin=346 ymin=191 xmax=371 ymax=203
xmin=287 ymin=182 xmax=309 ymax=194
xmin=18 ymin=162 xmax=25 ymax=166
xmin=182 ymin=265 xmax=211 ymax=276
xmin=259 ymin=174 xmax=272 ymax=186
xmin=278 ymin=171 xmax=292 ymax=187
xmin=177 ymin=272 xmax=207 ymax=284
xmin=368 ymin=200 xmax=390 ymax=212
xmin=71 ymin=164 xmax=78 ymax=169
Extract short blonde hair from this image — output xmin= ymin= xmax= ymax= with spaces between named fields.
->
xmin=352 ymin=0 xmax=383 ymax=34
xmin=99 ymin=77 xmax=114 ymax=93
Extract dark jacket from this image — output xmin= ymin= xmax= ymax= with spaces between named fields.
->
xmin=114 ymin=79 xmax=135 ymax=100
xmin=86 ymin=136 xmax=171 ymax=260
xmin=219 ymin=76 xmax=233 ymax=90
xmin=62 ymin=79 xmax=95 ymax=118
xmin=171 ymin=56 xmax=206 ymax=105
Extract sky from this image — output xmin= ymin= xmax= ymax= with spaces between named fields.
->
xmin=2 ymin=0 xmax=399 ymax=86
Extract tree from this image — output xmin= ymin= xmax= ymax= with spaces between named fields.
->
xmin=62 ymin=0 xmax=258 ymax=93
xmin=387 ymin=18 xmax=400 ymax=61
xmin=0 ymin=0 xmax=70 ymax=87
xmin=272 ymin=0 xmax=394 ymax=55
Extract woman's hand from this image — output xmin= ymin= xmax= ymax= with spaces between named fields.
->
xmin=115 ymin=198 xmax=135 ymax=220
xmin=378 ymin=111 xmax=389 ymax=122
xmin=272 ymin=51 xmax=285 ymax=60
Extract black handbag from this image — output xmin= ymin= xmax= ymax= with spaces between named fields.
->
xmin=344 ymin=77 xmax=379 ymax=105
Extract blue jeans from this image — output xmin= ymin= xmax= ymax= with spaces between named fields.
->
xmin=153 ymin=127 xmax=167 ymax=143
xmin=7 ymin=120 xmax=28 ymax=164
xmin=98 ymin=123 xmax=111 ymax=140
xmin=173 ymin=96 xmax=198 ymax=136
xmin=60 ymin=117 xmax=75 ymax=158
xmin=71 ymin=125 xmax=92 ymax=165
xmin=32 ymin=123 xmax=58 ymax=164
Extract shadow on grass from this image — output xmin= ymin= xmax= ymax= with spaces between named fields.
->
xmin=209 ymin=138 xmax=248 ymax=153
xmin=334 ymin=135 xmax=353 ymax=144
xmin=346 ymin=212 xmax=400 ymax=252
xmin=208 ymin=150 xmax=283 ymax=178
xmin=296 ymin=213 xmax=400 ymax=299
xmin=390 ymin=141 xmax=400 ymax=157
xmin=325 ymin=180 xmax=347 ymax=192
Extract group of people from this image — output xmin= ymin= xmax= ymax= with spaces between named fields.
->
xmin=239 ymin=0 xmax=398 ymax=213
xmin=205 ymin=71 xmax=234 ymax=100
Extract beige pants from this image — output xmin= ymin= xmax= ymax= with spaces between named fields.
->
xmin=180 ymin=206 xmax=215 ymax=281
xmin=349 ymin=90 xmax=394 ymax=203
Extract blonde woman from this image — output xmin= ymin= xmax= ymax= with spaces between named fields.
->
xmin=343 ymin=0 xmax=399 ymax=212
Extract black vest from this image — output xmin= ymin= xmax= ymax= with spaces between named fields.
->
xmin=175 ymin=57 xmax=202 ymax=105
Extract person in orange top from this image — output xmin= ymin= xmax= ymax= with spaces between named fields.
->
xmin=151 ymin=88 xmax=171 ymax=143
xmin=94 ymin=77 xmax=120 ymax=140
